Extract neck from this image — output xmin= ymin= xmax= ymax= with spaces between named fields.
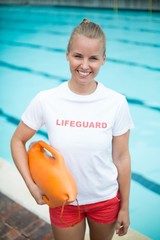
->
xmin=68 ymin=80 xmax=98 ymax=95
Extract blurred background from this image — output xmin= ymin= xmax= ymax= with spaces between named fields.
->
xmin=0 ymin=1 xmax=160 ymax=239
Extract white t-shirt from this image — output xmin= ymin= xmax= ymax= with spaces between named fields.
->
xmin=22 ymin=82 xmax=134 ymax=205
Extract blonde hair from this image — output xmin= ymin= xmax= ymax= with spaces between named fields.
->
xmin=67 ymin=19 xmax=106 ymax=56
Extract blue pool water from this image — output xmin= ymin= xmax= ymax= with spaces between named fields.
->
xmin=0 ymin=6 xmax=160 ymax=239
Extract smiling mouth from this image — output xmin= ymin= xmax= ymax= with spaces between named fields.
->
xmin=77 ymin=70 xmax=91 ymax=77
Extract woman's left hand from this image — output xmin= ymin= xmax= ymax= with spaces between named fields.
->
xmin=115 ymin=209 xmax=130 ymax=236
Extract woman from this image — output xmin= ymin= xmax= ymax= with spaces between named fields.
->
xmin=11 ymin=19 xmax=134 ymax=240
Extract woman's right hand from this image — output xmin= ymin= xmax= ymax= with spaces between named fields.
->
xmin=28 ymin=182 xmax=46 ymax=205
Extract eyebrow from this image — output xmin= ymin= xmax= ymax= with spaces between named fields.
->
xmin=90 ymin=55 xmax=99 ymax=58
xmin=73 ymin=52 xmax=100 ymax=57
xmin=73 ymin=52 xmax=82 ymax=55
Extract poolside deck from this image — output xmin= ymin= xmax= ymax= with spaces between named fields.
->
xmin=0 ymin=159 xmax=151 ymax=240
xmin=0 ymin=192 xmax=53 ymax=239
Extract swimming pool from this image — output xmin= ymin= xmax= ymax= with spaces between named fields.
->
xmin=0 ymin=5 xmax=160 ymax=239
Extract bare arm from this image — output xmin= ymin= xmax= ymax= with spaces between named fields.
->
xmin=112 ymin=130 xmax=131 ymax=236
xmin=10 ymin=121 xmax=45 ymax=205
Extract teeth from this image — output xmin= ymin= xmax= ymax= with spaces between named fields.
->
xmin=78 ymin=71 xmax=90 ymax=76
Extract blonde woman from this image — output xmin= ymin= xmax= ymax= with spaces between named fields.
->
xmin=11 ymin=19 xmax=134 ymax=240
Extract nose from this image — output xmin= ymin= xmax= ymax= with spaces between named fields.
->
xmin=80 ymin=59 xmax=89 ymax=70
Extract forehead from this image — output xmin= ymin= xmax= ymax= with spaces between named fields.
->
xmin=70 ymin=35 xmax=103 ymax=54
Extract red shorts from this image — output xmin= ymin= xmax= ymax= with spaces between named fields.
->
xmin=49 ymin=193 xmax=120 ymax=228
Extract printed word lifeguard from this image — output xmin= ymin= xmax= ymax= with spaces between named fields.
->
xmin=56 ymin=119 xmax=107 ymax=129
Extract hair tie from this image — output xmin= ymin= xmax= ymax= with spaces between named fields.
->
xmin=82 ymin=18 xmax=90 ymax=24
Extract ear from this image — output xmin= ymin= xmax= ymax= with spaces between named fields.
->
xmin=66 ymin=52 xmax=69 ymax=61
xmin=102 ymin=54 xmax=106 ymax=64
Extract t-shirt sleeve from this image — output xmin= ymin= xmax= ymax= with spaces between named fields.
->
xmin=112 ymin=97 xmax=134 ymax=136
xmin=21 ymin=93 xmax=44 ymax=130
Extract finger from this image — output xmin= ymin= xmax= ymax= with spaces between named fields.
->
xmin=37 ymin=198 xmax=46 ymax=205
xmin=35 ymin=195 xmax=46 ymax=205
xmin=123 ymin=224 xmax=129 ymax=235
xmin=118 ymin=224 xmax=129 ymax=236
xmin=115 ymin=221 xmax=121 ymax=234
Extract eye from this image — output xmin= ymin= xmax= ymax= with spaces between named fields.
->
xmin=74 ymin=54 xmax=82 ymax=58
xmin=90 ymin=56 xmax=98 ymax=61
